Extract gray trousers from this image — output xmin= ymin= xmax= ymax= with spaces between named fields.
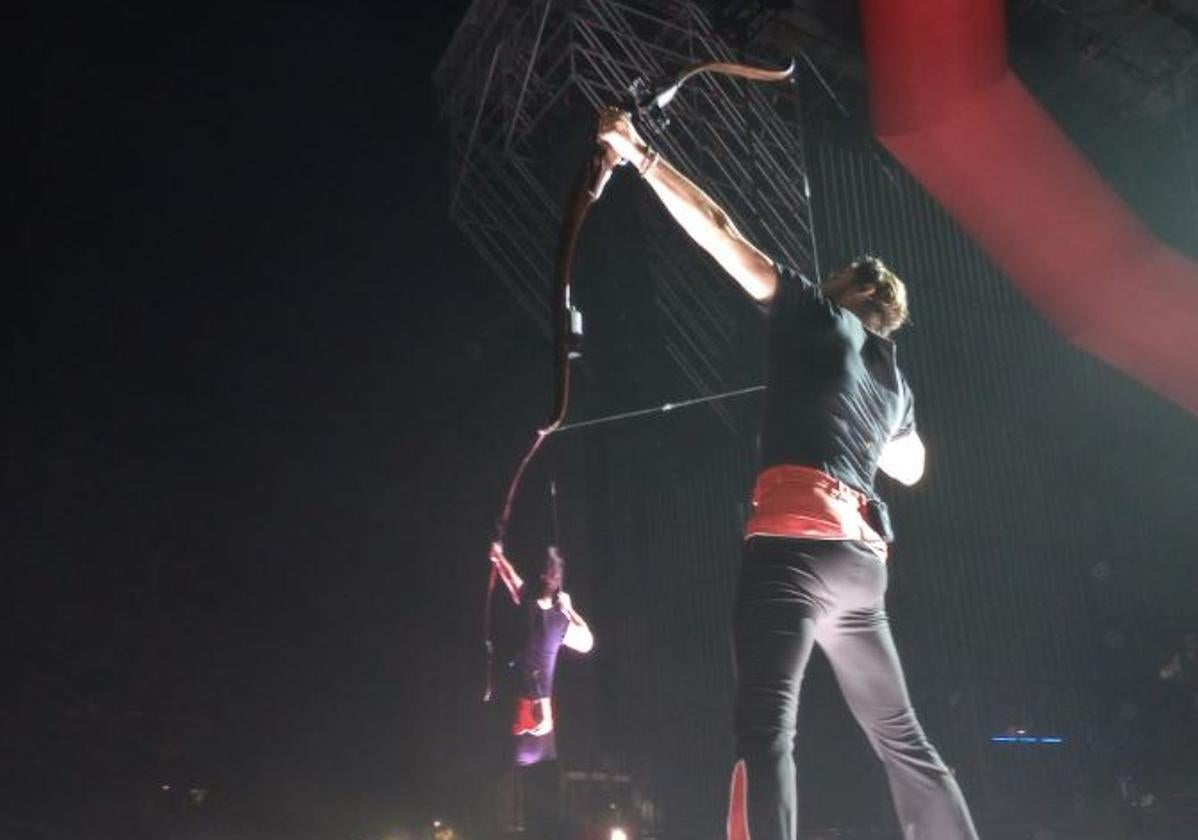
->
xmin=734 ymin=536 xmax=979 ymax=840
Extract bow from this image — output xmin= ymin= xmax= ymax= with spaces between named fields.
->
xmin=483 ymin=57 xmax=795 ymax=702
xmin=629 ymin=59 xmax=796 ymax=134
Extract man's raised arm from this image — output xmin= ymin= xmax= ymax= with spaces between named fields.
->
xmin=597 ymin=110 xmax=778 ymax=303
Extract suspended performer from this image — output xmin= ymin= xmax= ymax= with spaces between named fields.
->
xmin=597 ymin=109 xmax=978 ymax=840
xmin=489 ymin=541 xmax=594 ymax=767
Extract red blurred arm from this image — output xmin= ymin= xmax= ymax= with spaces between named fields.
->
xmin=861 ymin=0 xmax=1198 ymax=416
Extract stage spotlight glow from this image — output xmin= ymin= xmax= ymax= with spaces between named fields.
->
xmin=610 ymin=828 xmax=628 ymax=840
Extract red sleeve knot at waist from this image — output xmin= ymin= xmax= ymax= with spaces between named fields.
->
xmin=745 ymin=465 xmax=888 ymax=561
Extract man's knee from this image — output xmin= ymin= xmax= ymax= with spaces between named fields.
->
xmin=735 ymin=723 xmax=796 ymax=761
xmin=861 ymin=706 xmax=942 ymax=759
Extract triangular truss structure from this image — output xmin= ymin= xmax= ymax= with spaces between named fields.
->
xmin=435 ymin=0 xmax=819 ymax=414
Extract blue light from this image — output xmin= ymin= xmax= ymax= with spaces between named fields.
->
xmin=989 ymin=734 xmax=1065 ymax=745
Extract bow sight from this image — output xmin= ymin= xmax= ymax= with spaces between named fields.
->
xmin=627 ymin=75 xmax=680 ymax=134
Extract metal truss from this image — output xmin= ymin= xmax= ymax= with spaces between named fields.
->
xmin=707 ymin=0 xmax=790 ymax=47
xmin=1017 ymin=0 xmax=1198 ymax=116
xmin=434 ymin=0 xmax=818 ymax=415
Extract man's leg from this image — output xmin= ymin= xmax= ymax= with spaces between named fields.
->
xmin=820 ymin=604 xmax=978 ymax=840
xmin=733 ymin=538 xmax=826 ymax=840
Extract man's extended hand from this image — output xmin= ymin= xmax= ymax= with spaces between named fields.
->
xmin=489 ymin=541 xmax=505 ymax=565
xmin=597 ymin=108 xmax=650 ymax=169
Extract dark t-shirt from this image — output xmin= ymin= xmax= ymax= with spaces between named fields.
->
xmin=760 ymin=266 xmax=916 ymax=496
xmin=517 ymin=599 xmax=570 ymax=699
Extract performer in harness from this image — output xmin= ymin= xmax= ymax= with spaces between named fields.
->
xmin=489 ymin=541 xmax=594 ymax=767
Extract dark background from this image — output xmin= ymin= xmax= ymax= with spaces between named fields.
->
xmin=11 ymin=1 xmax=1198 ymax=839
xmin=14 ymin=1 xmax=507 ymax=836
